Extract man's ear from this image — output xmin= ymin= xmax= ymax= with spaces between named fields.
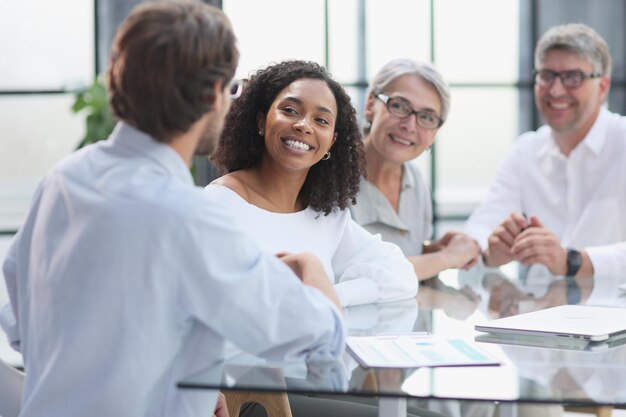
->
xmin=599 ymin=75 xmax=611 ymax=103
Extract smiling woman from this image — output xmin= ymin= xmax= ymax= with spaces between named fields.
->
xmin=204 ymin=62 xmax=422 ymax=415
xmin=206 ymin=59 xmax=418 ymax=308
xmin=349 ymin=59 xmax=481 ymax=281
xmin=258 ymin=78 xmax=338 ymax=177
xmin=210 ymin=60 xmax=363 ymax=215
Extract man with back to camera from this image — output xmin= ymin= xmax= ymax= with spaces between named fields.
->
xmin=1 ymin=1 xmax=346 ymax=416
xmin=465 ymin=23 xmax=626 ymax=281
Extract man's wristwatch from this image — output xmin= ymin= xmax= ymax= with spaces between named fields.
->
xmin=565 ymin=248 xmax=582 ymax=277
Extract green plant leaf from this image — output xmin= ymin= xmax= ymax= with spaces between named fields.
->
xmin=71 ymin=94 xmax=88 ymax=113
xmin=73 ymin=77 xmax=117 ymax=150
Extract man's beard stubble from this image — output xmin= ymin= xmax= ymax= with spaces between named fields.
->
xmin=194 ymin=116 xmax=223 ymax=157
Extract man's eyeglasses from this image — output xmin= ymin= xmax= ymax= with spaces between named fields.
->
xmin=229 ymin=79 xmax=244 ymax=99
xmin=376 ymin=93 xmax=443 ymax=130
xmin=532 ymin=69 xmax=602 ymax=89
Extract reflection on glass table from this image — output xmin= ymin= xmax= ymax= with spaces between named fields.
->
xmin=178 ymin=265 xmax=626 ymax=417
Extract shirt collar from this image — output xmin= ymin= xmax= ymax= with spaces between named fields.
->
xmin=581 ymin=107 xmax=610 ymax=155
xmin=537 ymin=107 xmax=610 ymax=158
xmin=401 ymin=163 xmax=415 ymax=190
xmin=109 ymin=122 xmax=194 ymax=184
xmin=536 ymin=126 xmax=561 ymax=159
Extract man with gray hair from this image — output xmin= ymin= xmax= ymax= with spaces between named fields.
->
xmin=466 ymin=23 xmax=626 ymax=283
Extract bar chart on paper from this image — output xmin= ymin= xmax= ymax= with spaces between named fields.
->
xmin=347 ymin=333 xmax=500 ymax=368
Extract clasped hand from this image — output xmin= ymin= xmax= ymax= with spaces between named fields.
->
xmin=432 ymin=231 xmax=481 ymax=270
xmin=486 ymin=212 xmax=567 ymax=275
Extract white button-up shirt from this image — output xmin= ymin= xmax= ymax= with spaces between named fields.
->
xmin=2 ymin=123 xmax=345 ymax=417
xmin=466 ymin=108 xmax=626 ymax=278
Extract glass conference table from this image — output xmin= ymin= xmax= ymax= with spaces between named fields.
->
xmin=178 ymin=264 xmax=626 ymax=417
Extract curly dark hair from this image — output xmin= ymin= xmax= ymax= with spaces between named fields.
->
xmin=211 ymin=60 xmax=365 ymax=215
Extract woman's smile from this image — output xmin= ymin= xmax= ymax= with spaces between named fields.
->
xmin=281 ymin=137 xmax=314 ymax=152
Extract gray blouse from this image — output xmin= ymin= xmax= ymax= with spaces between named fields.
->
xmin=349 ymin=161 xmax=433 ymax=257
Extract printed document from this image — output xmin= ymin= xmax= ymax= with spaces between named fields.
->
xmin=347 ymin=333 xmax=500 ymax=368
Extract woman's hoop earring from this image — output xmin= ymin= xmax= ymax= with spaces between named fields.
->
xmin=322 ymin=151 xmax=331 ymax=161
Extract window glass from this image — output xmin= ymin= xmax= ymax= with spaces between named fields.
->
xmin=434 ymin=87 xmax=518 ymax=216
xmin=328 ymin=0 xmax=359 ymax=83
xmin=343 ymin=86 xmax=364 ymax=123
xmin=434 ymin=0 xmax=519 ymax=83
xmin=366 ymin=0 xmax=431 ymax=80
xmin=223 ymin=0 xmax=326 ymax=79
xmin=0 ymin=0 xmax=94 ymax=90
xmin=0 ymin=0 xmax=531 ymax=228
xmin=0 ymin=95 xmax=83 ymax=229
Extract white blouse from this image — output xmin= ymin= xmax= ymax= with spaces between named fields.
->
xmin=204 ymin=184 xmax=418 ymax=306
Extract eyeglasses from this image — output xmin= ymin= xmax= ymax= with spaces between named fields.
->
xmin=376 ymin=93 xmax=443 ymax=130
xmin=229 ymin=79 xmax=244 ymax=99
xmin=532 ymin=69 xmax=602 ymax=89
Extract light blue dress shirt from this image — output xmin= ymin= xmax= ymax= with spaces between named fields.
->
xmin=2 ymin=123 xmax=345 ymax=417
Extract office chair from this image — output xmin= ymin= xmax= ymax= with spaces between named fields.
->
xmin=225 ymin=391 xmax=293 ymax=417
xmin=220 ymin=364 xmax=293 ymax=417
xmin=0 ymin=358 xmax=24 ymax=417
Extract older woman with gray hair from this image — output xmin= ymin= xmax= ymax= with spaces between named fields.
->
xmin=350 ymin=59 xmax=480 ymax=280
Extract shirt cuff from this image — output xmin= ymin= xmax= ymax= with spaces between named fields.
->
xmin=304 ymin=302 xmax=346 ymax=363
xmin=585 ymin=245 xmax=625 ymax=279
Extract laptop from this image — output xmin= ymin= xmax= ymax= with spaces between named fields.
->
xmin=474 ymin=305 xmax=626 ymax=342
xmin=475 ymin=331 xmax=626 ymax=352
